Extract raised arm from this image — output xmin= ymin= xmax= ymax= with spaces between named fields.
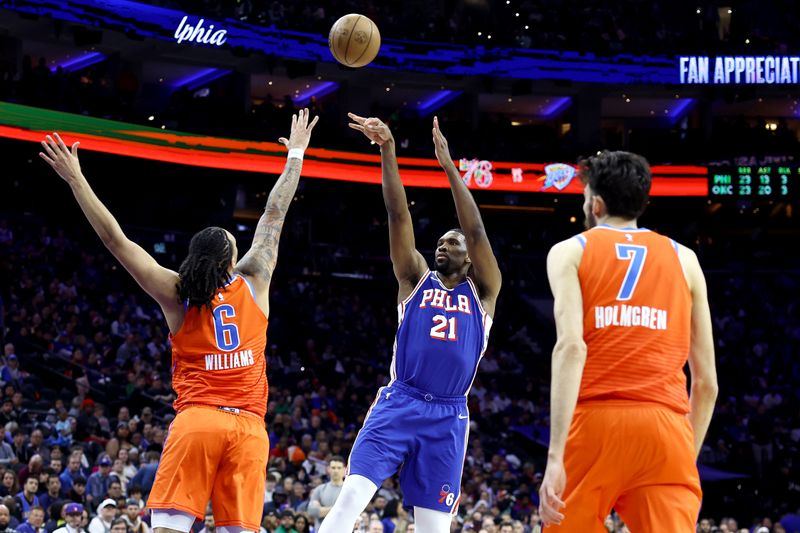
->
xmin=39 ymin=133 xmax=183 ymax=333
xmin=431 ymin=117 xmax=502 ymax=316
xmin=348 ymin=113 xmax=427 ymax=300
xmin=679 ymin=245 xmax=718 ymax=457
xmin=539 ymin=237 xmax=586 ymax=527
xmin=236 ymin=109 xmax=319 ymax=318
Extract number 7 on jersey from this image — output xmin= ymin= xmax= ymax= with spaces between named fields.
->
xmin=615 ymin=244 xmax=647 ymax=301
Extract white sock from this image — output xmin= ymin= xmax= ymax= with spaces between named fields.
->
xmin=413 ymin=506 xmax=453 ymax=533
xmin=318 ymin=474 xmax=378 ymax=533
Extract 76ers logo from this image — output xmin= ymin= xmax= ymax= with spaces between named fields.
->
xmin=438 ymin=484 xmax=455 ymax=506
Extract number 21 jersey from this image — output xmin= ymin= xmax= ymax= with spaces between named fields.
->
xmin=391 ymin=271 xmax=492 ymax=397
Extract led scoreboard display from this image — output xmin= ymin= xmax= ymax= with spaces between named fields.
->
xmin=709 ymin=166 xmax=794 ymax=198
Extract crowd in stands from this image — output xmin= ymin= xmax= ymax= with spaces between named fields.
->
xmin=0 ymin=158 xmax=799 ymax=533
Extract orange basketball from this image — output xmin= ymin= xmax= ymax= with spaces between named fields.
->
xmin=328 ymin=14 xmax=381 ymax=68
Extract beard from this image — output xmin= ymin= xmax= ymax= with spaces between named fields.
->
xmin=434 ymin=257 xmax=451 ymax=273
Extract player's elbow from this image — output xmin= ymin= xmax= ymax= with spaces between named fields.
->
xmin=691 ymin=375 xmax=719 ymax=401
xmin=386 ymin=209 xmax=412 ymax=223
xmin=553 ymin=337 xmax=587 ymax=362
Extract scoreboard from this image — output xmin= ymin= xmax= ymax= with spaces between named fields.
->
xmin=709 ymin=166 xmax=794 ymax=199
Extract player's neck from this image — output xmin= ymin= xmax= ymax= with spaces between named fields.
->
xmin=596 ymin=215 xmax=637 ymax=229
xmin=435 ymin=269 xmax=467 ymax=288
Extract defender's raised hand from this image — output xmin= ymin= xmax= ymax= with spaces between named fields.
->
xmin=39 ymin=133 xmax=84 ymax=186
xmin=278 ymin=108 xmax=319 ymax=151
xmin=348 ymin=113 xmax=394 ymax=146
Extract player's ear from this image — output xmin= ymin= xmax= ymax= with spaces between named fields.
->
xmin=592 ymin=195 xmax=605 ymax=218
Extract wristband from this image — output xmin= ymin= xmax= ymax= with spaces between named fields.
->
xmin=287 ymin=148 xmax=304 ymax=161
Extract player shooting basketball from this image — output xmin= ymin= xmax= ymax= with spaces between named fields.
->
xmin=539 ymin=151 xmax=718 ymax=531
xmin=38 ymin=109 xmax=319 ymax=533
xmin=316 ymin=114 xmax=502 ymax=533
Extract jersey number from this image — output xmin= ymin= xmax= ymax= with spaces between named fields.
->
xmin=213 ymin=304 xmax=241 ymax=351
xmin=614 ymin=244 xmax=647 ymax=301
xmin=430 ymin=315 xmax=457 ymax=341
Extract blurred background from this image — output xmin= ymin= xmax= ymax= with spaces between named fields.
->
xmin=0 ymin=1 xmax=799 ymax=532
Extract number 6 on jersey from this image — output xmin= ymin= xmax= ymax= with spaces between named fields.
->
xmin=213 ymin=304 xmax=241 ymax=351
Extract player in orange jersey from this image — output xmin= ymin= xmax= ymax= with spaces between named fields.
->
xmin=38 ymin=109 xmax=319 ymax=533
xmin=539 ymin=151 xmax=718 ymax=532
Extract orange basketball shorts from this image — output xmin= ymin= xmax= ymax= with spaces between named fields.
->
xmin=544 ymin=401 xmax=702 ymax=533
xmin=147 ymin=405 xmax=269 ymax=530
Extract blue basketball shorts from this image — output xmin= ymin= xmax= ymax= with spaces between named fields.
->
xmin=347 ymin=381 xmax=470 ymax=514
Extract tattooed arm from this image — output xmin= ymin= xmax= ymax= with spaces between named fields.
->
xmin=235 ymin=109 xmax=319 ymax=318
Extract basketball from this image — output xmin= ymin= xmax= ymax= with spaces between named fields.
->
xmin=328 ymin=14 xmax=381 ymax=68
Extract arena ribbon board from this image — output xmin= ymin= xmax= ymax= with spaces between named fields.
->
xmin=0 ymin=102 xmax=707 ymax=195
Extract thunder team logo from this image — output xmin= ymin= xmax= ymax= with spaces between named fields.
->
xmin=541 ymin=163 xmax=577 ymax=191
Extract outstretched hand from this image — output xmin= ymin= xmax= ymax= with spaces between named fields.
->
xmin=348 ymin=113 xmax=394 ymax=146
xmin=432 ymin=116 xmax=456 ymax=171
xmin=39 ymin=132 xmax=84 ymax=186
xmin=279 ymin=108 xmax=319 ymax=151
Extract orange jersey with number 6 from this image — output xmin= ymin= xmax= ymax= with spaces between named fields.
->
xmin=576 ymin=225 xmax=691 ymax=414
xmin=170 ymin=275 xmax=269 ymax=418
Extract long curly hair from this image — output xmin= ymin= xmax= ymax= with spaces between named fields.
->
xmin=177 ymin=227 xmax=233 ymax=309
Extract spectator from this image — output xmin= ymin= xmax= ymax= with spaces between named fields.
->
xmin=24 ymin=433 xmax=49 ymax=465
xmin=380 ymin=500 xmax=407 ymax=533
xmin=127 ymin=452 xmax=158 ymax=499
xmin=105 ymin=424 xmax=132 ymax=462
xmin=0 ymin=440 xmax=16 ymax=469
xmin=0 ymin=473 xmax=18 ymax=499
xmin=289 ymin=481 xmax=307 ymax=512
xmin=105 ymin=480 xmax=122 ymax=501
xmin=59 ymin=455 xmax=85 ymax=496
xmin=87 ymin=499 xmax=116 ymax=533
xmin=42 ymin=501 xmax=65 ymax=533
xmin=86 ymin=458 xmax=117 ymax=507
xmin=15 ymin=505 xmax=44 ymax=533
xmin=52 ymin=501 xmax=83 ymax=533
xmin=65 ymin=478 xmax=87 ymax=509
xmin=276 ymin=510 xmax=298 ymax=533
xmin=121 ymin=498 xmax=148 ymax=533
xmin=109 ymin=518 xmax=127 ymax=533
xmin=37 ymin=476 xmax=62 ymax=520
xmin=13 ymin=477 xmax=39 ymax=521
xmin=0 ymin=356 xmax=23 ymax=388
xmin=307 ymin=456 xmax=346 ymax=530
xmin=0 ymin=504 xmax=16 ymax=533
xmin=52 ymin=409 xmax=73 ymax=447
xmin=0 ymin=398 xmax=17 ymax=428
xmin=125 ymin=487 xmax=143 ymax=511
xmin=10 ymin=433 xmax=29 ymax=468
xmin=294 ymin=513 xmax=310 ymax=533
xmin=17 ymin=457 xmax=43 ymax=489
xmin=116 ymin=449 xmax=137 ymax=482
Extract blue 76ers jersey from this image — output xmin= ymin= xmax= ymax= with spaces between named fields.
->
xmin=391 ymin=271 xmax=492 ymax=397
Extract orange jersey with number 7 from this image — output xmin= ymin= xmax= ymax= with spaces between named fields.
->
xmin=575 ymin=225 xmax=692 ymax=414
xmin=170 ymin=274 xmax=269 ymax=418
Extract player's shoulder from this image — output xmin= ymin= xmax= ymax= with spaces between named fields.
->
xmin=547 ymin=235 xmax=585 ymax=274
xmin=548 ymin=234 xmax=586 ymax=259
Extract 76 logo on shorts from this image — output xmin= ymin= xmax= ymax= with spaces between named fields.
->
xmin=438 ymin=484 xmax=455 ymax=506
